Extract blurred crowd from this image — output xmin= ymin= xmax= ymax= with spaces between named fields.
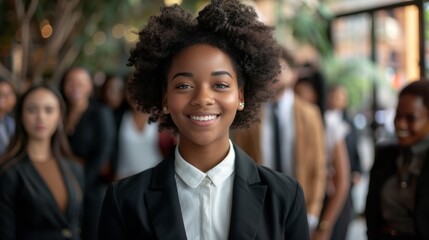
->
xmin=0 ymin=47 xmax=428 ymax=240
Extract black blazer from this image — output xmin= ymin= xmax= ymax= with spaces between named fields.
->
xmin=365 ymin=141 xmax=429 ymax=240
xmin=0 ymin=156 xmax=84 ymax=240
xmin=67 ymin=99 xmax=115 ymax=188
xmin=98 ymin=145 xmax=309 ymax=240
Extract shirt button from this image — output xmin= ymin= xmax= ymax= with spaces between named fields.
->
xmin=61 ymin=228 xmax=73 ymax=238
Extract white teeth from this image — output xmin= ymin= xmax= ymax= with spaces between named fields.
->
xmin=396 ymin=131 xmax=409 ymax=137
xmin=190 ymin=115 xmax=217 ymax=121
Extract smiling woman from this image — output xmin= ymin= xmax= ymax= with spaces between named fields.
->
xmin=366 ymin=79 xmax=429 ymax=240
xmin=98 ymin=0 xmax=310 ymax=239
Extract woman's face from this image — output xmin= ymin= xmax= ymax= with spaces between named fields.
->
xmin=63 ymin=69 xmax=93 ymax=105
xmin=394 ymin=94 xmax=429 ymax=146
xmin=22 ymin=88 xmax=61 ymax=141
xmin=103 ymin=77 xmax=124 ymax=109
xmin=294 ymin=81 xmax=317 ymax=104
xmin=164 ymin=44 xmax=244 ymax=148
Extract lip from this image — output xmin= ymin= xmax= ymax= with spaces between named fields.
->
xmin=35 ymin=125 xmax=46 ymax=131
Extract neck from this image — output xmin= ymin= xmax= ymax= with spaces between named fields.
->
xmin=178 ymin=138 xmax=230 ymax=172
xmin=27 ymin=139 xmax=53 ymax=162
xmin=69 ymin=100 xmax=89 ymax=112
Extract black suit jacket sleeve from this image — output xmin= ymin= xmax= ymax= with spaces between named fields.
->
xmin=285 ymin=181 xmax=309 ymax=239
xmin=0 ymin=168 xmax=18 ymax=240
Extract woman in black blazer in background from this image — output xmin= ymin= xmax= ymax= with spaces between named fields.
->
xmin=60 ymin=67 xmax=115 ymax=240
xmin=0 ymin=84 xmax=84 ymax=240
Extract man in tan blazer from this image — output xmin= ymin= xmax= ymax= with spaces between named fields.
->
xmin=233 ymin=47 xmax=326 ymax=232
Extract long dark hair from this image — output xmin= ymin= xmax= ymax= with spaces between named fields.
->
xmin=0 ymin=84 xmax=75 ymax=169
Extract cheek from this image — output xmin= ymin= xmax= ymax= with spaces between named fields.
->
xmin=22 ymin=114 xmax=35 ymax=132
xmin=413 ymin=120 xmax=429 ymax=134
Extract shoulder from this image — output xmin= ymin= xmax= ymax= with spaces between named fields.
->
xmin=371 ymin=139 xmax=399 ymax=169
xmin=0 ymin=160 xmax=25 ymax=191
xmin=110 ymin=168 xmax=155 ymax=200
xmin=63 ymin=158 xmax=84 ymax=178
xmin=256 ymin=165 xmax=302 ymax=197
xmin=294 ymin=96 xmax=322 ymax=119
xmin=89 ymin=99 xmax=113 ymax=115
xmin=374 ymin=139 xmax=399 ymax=158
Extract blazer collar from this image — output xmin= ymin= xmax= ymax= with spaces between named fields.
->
xmin=228 ymin=145 xmax=267 ymax=239
xmin=19 ymin=156 xmax=73 ymax=227
xmin=145 ymin=151 xmax=187 ymax=240
xmin=145 ymin=145 xmax=267 ymax=240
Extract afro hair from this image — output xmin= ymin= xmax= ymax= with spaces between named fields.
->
xmin=128 ymin=0 xmax=281 ymax=131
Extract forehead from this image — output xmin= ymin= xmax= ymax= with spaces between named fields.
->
xmin=24 ymin=89 xmax=59 ymax=106
xmin=397 ymin=94 xmax=427 ymax=112
xmin=169 ymin=44 xmax=235 ymax=72
xmin=0 ymin=83 xmax=13 ymax=92
xmin=66 ymin=69 xmax=91 ymax=83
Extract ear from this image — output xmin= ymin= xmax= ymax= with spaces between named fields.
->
xmin=162 ymin=95 xmax=169 ymax=114
xmin=238 ymin=88 xmax=245 ymax=111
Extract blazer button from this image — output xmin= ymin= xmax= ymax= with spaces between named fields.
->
xmin=62 ymin=228 xmax=73 ymax=238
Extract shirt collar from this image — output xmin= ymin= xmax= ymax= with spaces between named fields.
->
xmin=277 ymin=88 xmax=294 ymax=112
xmin=175 ymin=140 xmax=235 ymax=188
xmin=407 ymin=134 xmax=429 ymax=155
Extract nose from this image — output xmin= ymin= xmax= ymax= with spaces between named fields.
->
xmin=190 ymin=85 xmax=214 ymax=107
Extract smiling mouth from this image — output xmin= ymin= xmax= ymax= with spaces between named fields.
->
xmin=396 ymin=130 xmax=410 ymax=138
xmin=188 ymin=114 xmax=219 ymax=121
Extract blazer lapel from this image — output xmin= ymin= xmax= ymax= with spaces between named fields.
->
xmin=58 ymin=159 xmax=81 ymax=224
xmin=145 ymin=154 xmax=187 ymax=240
xmin=18 ymin=157 xmax=68 ymax=226
xmin=228 ymin=146 xmax=267 ymax=239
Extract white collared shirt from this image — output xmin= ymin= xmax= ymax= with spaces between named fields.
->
xmin=174 ymin=140 xmax=235 ymax=240
xmin=261 ymin=89 xmax=295 ymax=176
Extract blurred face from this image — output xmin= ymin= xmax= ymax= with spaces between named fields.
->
xmin=294 ymin=81 xmax=317 ymax=104
xmin=164 ymin=44 xmax=244 ymax=148
xmin=22 ymin=89 xmax=61 ymax=141
xmin=328 ymin=86 xmax=348 ymax=110
xmin=394 ymin=94 xmax=429 ymax=146
xmin=272 ymin=58 xmax=296 ymax=100
xmin=63 ymin=69 xmax=93 ymax=105
xmin=0 ymin=82 xmax=16 ymax=115
xmin=103 ymin=77 xmax=124 ymax=109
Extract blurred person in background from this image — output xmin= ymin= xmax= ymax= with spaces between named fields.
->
xmin=233 ymin=47 xmax=326 ymax=236
xmin=99 ymin=74 xmax=128 ymax=118
xmin=99 ymin=75 xmax=177 ymax=180
xmin=327 ymin=85 xmax=362 ymax=185
xmin=327 ymin=84 xmax=363 ymax=239
xmin=60 ymin=67 xmax=115 ymax=240
xmin=0 ymin=79 xmax=17 ymax=155
xmin=366 ymin=80 xmax=429 ymax=240
xmin=295 ymin=63 xmax=350 ymax=240
xmin=0 ymin=84 xmax=83 ymax=240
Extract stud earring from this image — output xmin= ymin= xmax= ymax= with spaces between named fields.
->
xmin=163 ymin=106 xmax=169 ymax=114
xmin=239 ymin=102 xmax=244 ymax=107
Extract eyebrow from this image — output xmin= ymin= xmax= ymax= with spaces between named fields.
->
xmin=171 ymin=71 xmax=233 ymax=80
xmin=172 ymin=72 xmax=193 ymax=80
xmin=212 ymin=71 xmax=232 ymax=78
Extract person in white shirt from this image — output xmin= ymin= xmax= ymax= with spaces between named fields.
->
xmin=98 ymin=1 xmax=310 ymax=239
